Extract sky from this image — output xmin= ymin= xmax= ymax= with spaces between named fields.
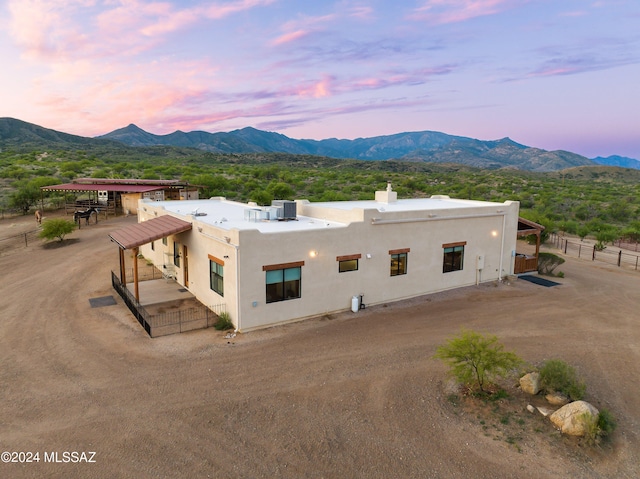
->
xmin=2 ymin=0 xmax=640 ymax=159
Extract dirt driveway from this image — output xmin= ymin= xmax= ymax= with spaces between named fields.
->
xmin=1 ymin=212 xmax=639 ymax=479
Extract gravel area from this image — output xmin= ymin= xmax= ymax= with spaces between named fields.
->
xmin=1 ymin=212 xmax=639 ymax=478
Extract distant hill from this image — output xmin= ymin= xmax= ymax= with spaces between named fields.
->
xmin=98 ymin=124 xmax=598 ymax=172
xmin=0 ymin=117 xmax=117 ymax=150
xmin=2 ymin=117 xmax=637 ymax=172
xmin=592 ymin=155 xmax=640 ymax=170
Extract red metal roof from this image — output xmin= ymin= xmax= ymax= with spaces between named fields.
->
xmin=41 ymin=183 xmax=165 ymax=193
xmin=109 ymin=215 xmax=192 ymax=249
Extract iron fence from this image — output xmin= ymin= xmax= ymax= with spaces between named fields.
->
xmin=549 ymin=234 xmax=640 ymax=271
xmin=111 ymin=271 xmax=225 ymax=337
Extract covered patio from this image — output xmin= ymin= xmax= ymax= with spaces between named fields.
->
xmin=108 ymin=215 xmax=224 ymax=337
xmin=515 ymin=217 xmax=545 ymax=274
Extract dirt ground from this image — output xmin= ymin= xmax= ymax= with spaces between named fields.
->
xmin=1 ymin=211 xmax=639 ymax=479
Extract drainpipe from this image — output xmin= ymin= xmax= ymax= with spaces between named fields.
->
xmin=498 ymin=213 xmax=506 ymax=282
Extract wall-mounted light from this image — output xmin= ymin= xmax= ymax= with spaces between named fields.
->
xmin=366 ymin=253 xmax=372 ymax=259
xmin=197 ymin=227 xmax=203 ymax=232
xmin=309 ymin=250 xmax=318 ymax=258
xmin=491 ymin=230 xmax=499 ymax=237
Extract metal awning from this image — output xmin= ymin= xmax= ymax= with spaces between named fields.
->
xmin=109 ymin=215 xmax=192 ymax=249
xmin=42 ymin=183 xmax=165 ymax=193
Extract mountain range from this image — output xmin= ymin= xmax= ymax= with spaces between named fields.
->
xmin=1 ymin=117 xmax=639 ymax=172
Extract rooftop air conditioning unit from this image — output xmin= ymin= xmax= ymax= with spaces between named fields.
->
xmin=271 ymin=200 xmax=297 ymax=220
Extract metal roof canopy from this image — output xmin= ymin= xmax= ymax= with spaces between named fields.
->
xmin=41 ymin=183 xmax=165 ymax=193
xmin=109 ymin=215 xmax=192 ymax=250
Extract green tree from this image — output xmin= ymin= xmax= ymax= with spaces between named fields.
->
xmin=537 ymin=252 xmax=565 ymax=275
xmin=434 ymin=329 xmax=522 ymax=393
xmin=38 ymin=218 xmax=76 ymax=242
xmin=9 ymin=181 xmax=40 ymax=214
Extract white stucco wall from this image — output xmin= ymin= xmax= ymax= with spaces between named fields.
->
xmin=137 ymin=194 xmax=519 ymax=332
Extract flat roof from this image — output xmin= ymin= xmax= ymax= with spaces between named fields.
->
xmin=152 ymin=199 xmax=349 ymax=233
xmin=145 ymin=195 xmax=509 ymax=233
xmin=309 ymin=196 xmax=505 ymax=212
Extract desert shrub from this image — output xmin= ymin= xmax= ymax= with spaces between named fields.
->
xmin=214 ymin=311 xmax=234 ymax=330
xmin=582 ymin=411 xmax=600 ymax=445
xmin=38 ymin=218 xmax=76 ymax=242
xmin=597 ymin=408 xmax=617 ymax=438
xmin=434 ymin=329 xmax=522 ymax=394
xmin=539 ymin=359 xmax=585 ymax=400
xmin=537 ymin=252 xmax=565 ymax=275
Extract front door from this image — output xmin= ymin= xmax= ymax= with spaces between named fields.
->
xmin=183 ymin=245 xmax=189 ymax=287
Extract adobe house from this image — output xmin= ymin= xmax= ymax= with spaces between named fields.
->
xmin=110 ymin=184 xmax=526 ymax=332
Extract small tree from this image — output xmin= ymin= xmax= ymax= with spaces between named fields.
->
xmin=537 ymin=252 xmax=565 ymax=275
xmin=39 ymin=218 xmax=76 ymax=242
xmin=434 ymin=329 xmax=522 ymax=393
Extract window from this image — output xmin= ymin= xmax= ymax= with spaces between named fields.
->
xmin=337 ymin=254 xmax=361 ymax=273
xmin=443 ymin=242 xmax=466 ymax=272
xmin=173 ymin=241 xmax=180 ymax=267
xmin=162 ymin=237 xmax=167 ymax=246
xmin=209 ymin=255 xmax=224 ymax=296
xmin=264 ymin=262 xmax=304 ymax=303
xmin=390 ymin=248 xmax=409 ymax=276
xmin=151 ymin=241 xmax=155 ymax=251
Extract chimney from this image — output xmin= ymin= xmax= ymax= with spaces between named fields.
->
xmin=375 ymin=182 xmax=397 ymax=204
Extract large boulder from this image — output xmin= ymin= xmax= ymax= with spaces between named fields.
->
xmin=519 ymin=372 xmax=541 ymax=395
xmin=550 ymin=401 xmax=599 ymax=436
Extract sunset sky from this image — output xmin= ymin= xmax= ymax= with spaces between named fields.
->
xmin=2 ymin=0 xmax=639 ymax=159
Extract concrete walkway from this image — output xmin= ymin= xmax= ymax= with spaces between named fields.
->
xmin=125 ymin=279 xmax=195 ymax=306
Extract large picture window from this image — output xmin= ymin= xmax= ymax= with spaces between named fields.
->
xmin=443 ymin=242 xmax=466 ymax=273
xmin=209 ymin=255 xmax=224 ymax=296
xmin=390 ymin=248 xmax=409 ymax=276
xmin=264 ymin=262 xmax=304 ymax=303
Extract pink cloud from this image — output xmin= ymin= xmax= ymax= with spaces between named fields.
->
xmin=295 ymin=77 xmax=334 ymax=98
xmin=271 ymin=30 xmax=310 ymax=46
xmin=410 ymin=0 xmax=515 ymax=24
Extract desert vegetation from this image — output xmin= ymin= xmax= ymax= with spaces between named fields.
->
xmin=1 ymin=146 xmax=639 ymax=245
xmin=436 ymin=330 xmax=618 ymax=450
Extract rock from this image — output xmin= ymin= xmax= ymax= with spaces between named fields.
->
xmin=536 ymin=406 xmax=554 ymax=417
xmin=526 ymin=404 xmax=536 ymax=413
xmin=549 ymin=401 xmax=599 ymax=436
xmin=546 ymin=392 xmax=570 ymax=406
xmin=519 ymin=372 xmax=541 ymax=395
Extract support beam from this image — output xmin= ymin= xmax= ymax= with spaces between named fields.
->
xmin=133 ymin=247 xmax=140 ymax=303
xmin=119 ymin=248 xmax=126 ymax=286
xmin=133 ymin=247 xmax=139 ymax=302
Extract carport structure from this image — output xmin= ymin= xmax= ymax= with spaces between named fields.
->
xmin=109 ymin=215 xmax=192 ymax=301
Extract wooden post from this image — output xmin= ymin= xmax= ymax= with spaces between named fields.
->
xmin=119 ymin=248 xmax=127 ymax=285
xmin=133 ymin=247 xmax=140 ymax=302
xmin=618 ymin=250 xmax=622 ymax=267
